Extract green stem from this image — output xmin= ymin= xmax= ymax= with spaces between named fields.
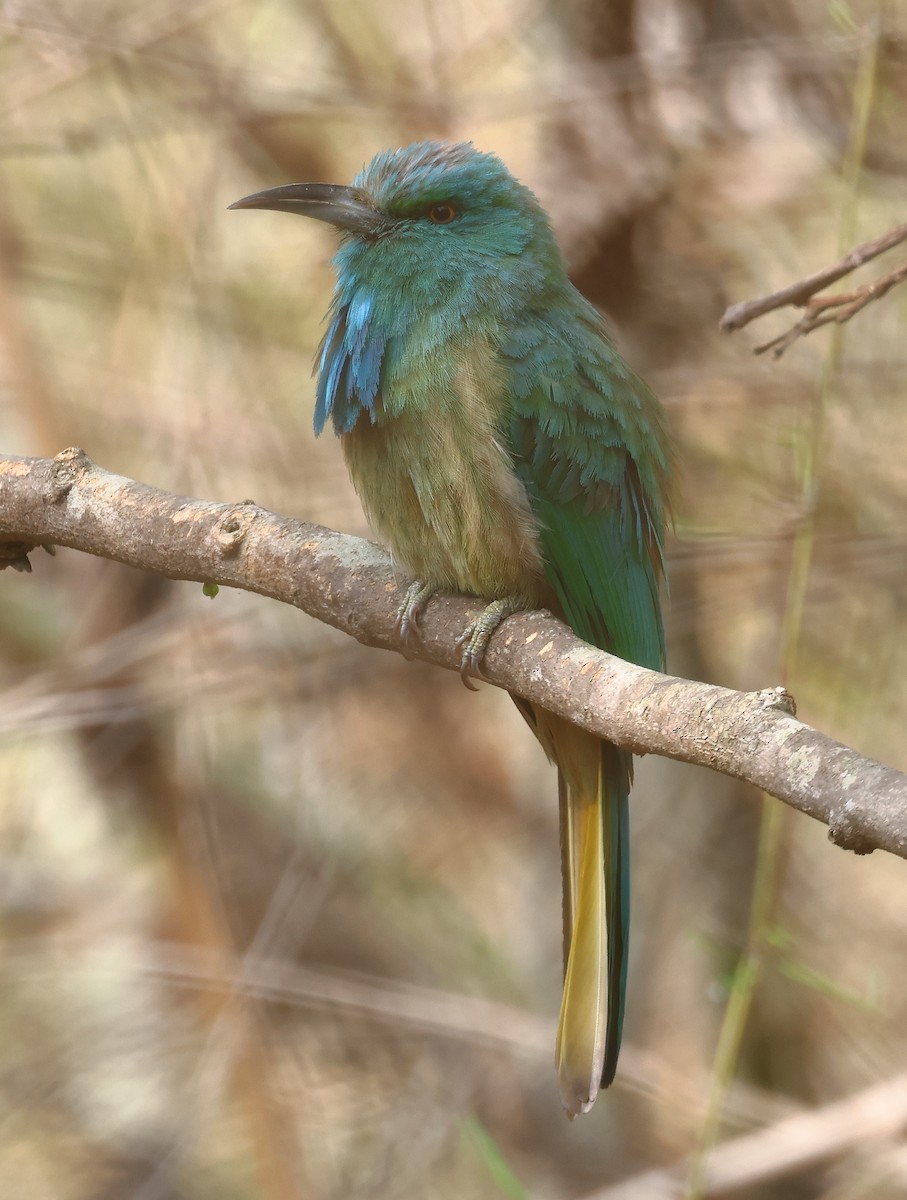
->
xmin=781 ymin=14 xmax=880 ymax=677
xmin=685 ymin=17 xmax=882 ymax=1197
xmin=685 ymin=798 xmax=784 ymax=1198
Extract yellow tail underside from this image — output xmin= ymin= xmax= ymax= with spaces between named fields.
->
xmin=551 ymin=726 xmax=609 ymax=1118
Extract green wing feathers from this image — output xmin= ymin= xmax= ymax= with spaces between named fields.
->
xmin=506 ymin=300 xmax=669 ymax=668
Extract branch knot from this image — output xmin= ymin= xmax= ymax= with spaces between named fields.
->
xmin=51 ymin=447 xmax=92 ymax=502
xmin=215 ymin=501 xmax=259 ymax=556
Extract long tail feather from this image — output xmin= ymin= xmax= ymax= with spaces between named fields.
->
xmin=551 ymin=720 xmax=630 ymax=1115
xmin=600 ymin=743 xmax=631 ymax=1087
xmin=556 ymin=758 xmax=608 ymax=1115
xmin=513 ymin=700 xmax=631 ymax=1115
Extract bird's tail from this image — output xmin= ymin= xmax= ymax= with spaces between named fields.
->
xmin=510 ymin=702 xmax=630 ymax=1116
xmin=546 ymin=714 xmax=630 ymax=1117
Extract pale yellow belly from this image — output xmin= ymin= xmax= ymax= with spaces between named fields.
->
xmin=341 ymin=407 xmax=548 ymax=608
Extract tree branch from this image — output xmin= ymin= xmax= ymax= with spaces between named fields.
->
xmin=719 ymin=220 xmax=907 ymax=357
xmin=2 ymin=448 xmax=906 ymax=860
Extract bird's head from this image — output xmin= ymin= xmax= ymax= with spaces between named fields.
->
xmin=230 ymin=141 xmax=564 ymax=318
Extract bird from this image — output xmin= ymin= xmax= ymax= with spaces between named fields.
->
xmin=230 ymin=141 xmax=670 ymax=1117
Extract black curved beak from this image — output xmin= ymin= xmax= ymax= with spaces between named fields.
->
xmin=228 ymin=183 xmax=382 ymax=236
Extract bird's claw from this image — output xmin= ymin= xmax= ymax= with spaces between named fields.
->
xmin=396 ymin=585 xmax=520 ymax=686
xmin=455 ymin=598 xmax=520 ymax=691
xmin=396 ymin=580 xmax=435 ymax=655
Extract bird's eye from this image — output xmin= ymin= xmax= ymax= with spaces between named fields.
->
xmin=427 ymin=202 xmax=459 ymax=225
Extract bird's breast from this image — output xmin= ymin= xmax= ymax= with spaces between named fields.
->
xmin=340 ymin=341 xmax=548 ymax=606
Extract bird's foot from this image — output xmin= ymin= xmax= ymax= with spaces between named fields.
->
xmin=456 ymin=597 xmax=520 ymax=691
xmin=395 ymin=580 xmax=435 ymax=656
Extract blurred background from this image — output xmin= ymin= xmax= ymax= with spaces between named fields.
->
xmin=1 ymin=1 xmax=906 ymax=1197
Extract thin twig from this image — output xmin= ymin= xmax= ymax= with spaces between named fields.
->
xmin=752 ymin=257 xmax=907 ymax=357
xmin=586 ymin=1072 xmax=907 ymax=1199
xmin=720 ymin=219 xmax=907 ymax=332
